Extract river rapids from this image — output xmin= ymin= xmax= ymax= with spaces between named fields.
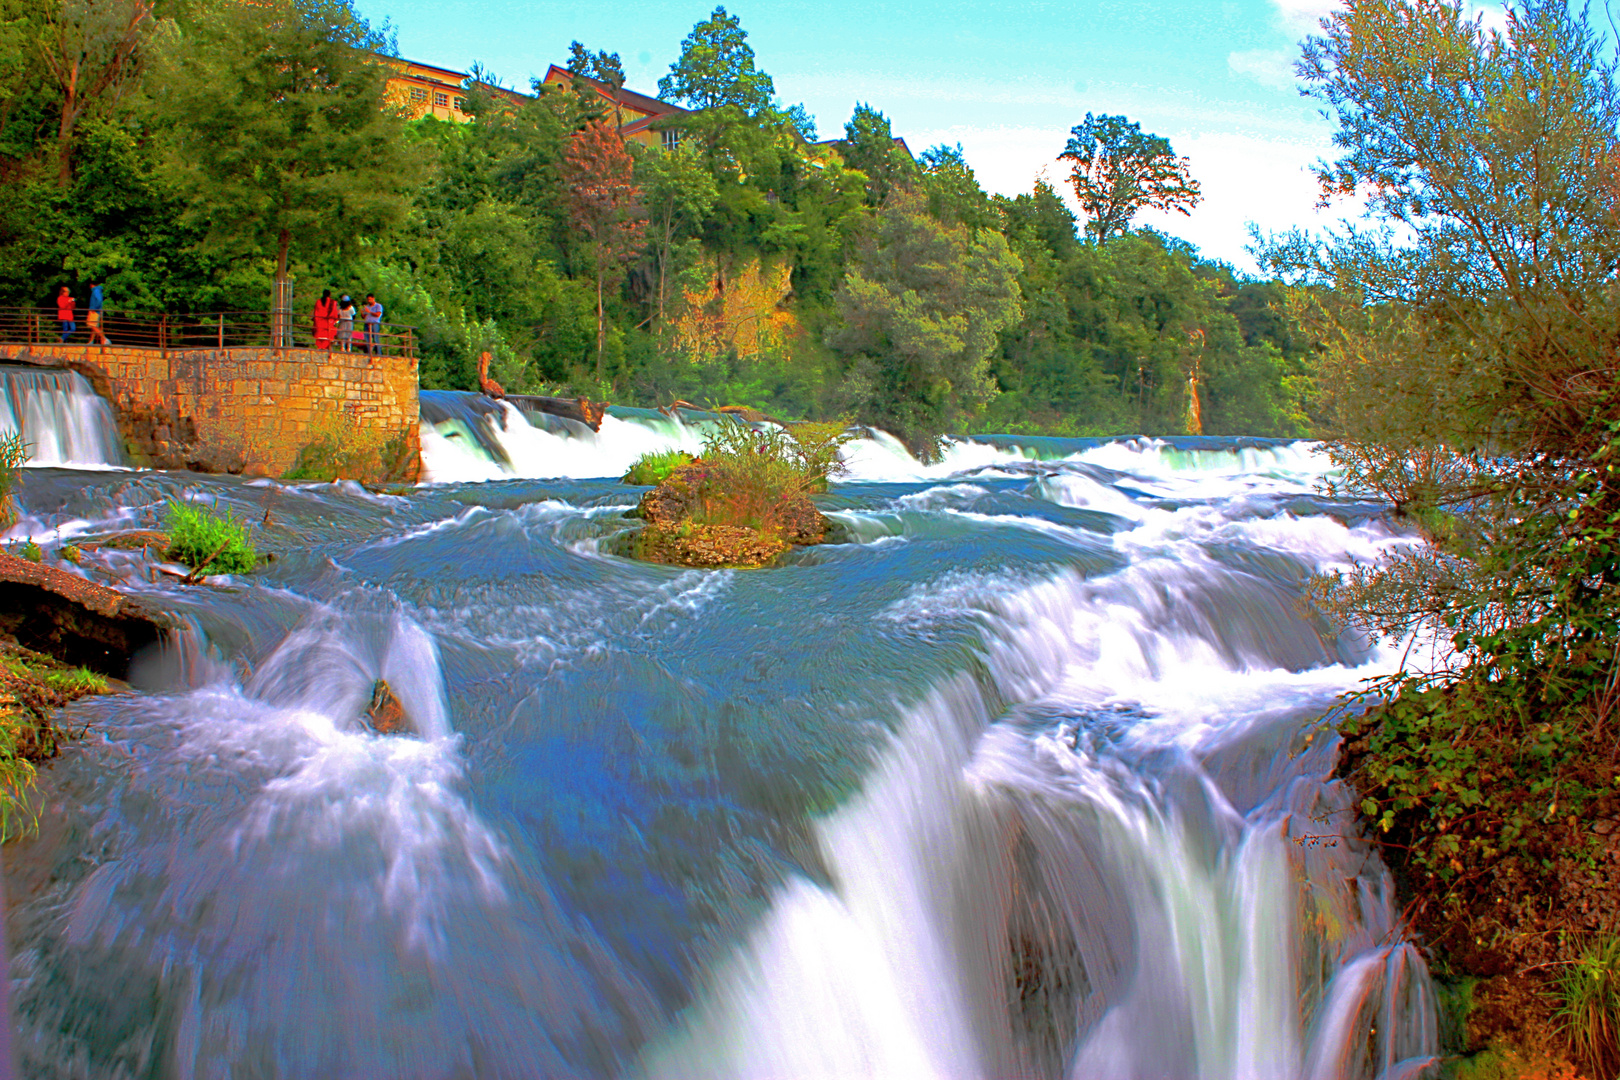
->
xmin=0 ymin=373 xmax=1437 ymax=1079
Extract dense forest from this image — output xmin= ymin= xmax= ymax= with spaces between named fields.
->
xmin=0 ymin=0 xmax=1313 ymax=453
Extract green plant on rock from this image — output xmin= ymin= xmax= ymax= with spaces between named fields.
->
xmin=18 ymin=538 xmax=41 ymax=563
xmin=623 ymin=449 xmax=695 ymax=486
xmin=0 ymin=431 xmax=26 ymax=528
xmin=163 ymin=501 xmax=257 ymax=575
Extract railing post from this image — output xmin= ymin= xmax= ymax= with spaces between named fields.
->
xmin=218 ymin=314 xmax=224 ymax=351
xmin=160 ymin=314 xmax=167 ymax=357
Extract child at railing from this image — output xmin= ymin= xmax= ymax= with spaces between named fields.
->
xmin=335 ymin=295 xmax=355 ymax=352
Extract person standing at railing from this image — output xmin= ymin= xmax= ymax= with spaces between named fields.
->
xmin=54 ymin=286 xmax=75 ymax=343
xmin=335 ymin=294 xmax=355 ymax=352
xmin=363 ymin=293 xmax=384 ymax=356
xmin=313 ymin=289 xmax=338 ymax=350
xmin=87 ymin=282 xmax=108 ymax=346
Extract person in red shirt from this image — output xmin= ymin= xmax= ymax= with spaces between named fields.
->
xmin=312 ymin=289 xmax=338 ymax=350
xmin=55 ymin=287 xmax=75 ymax=343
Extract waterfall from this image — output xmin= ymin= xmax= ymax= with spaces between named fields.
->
xmin=0 ymin=365 xmax=125 ymax=468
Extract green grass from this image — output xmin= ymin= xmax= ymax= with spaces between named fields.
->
xmin=43 ymin=667 xmax=107 ymax=696
xmin=1554 ymin=935 xmax=1620 ymax=1079
xmin=163 ymin=501 xmax=258 ymax=575
xmin=0 ymin=430 xmax=24 ymax=529
xmin=18 ymin=537 xmax=40 ymax=563
xmin=623 ymin=449 xmax=695 ymax=486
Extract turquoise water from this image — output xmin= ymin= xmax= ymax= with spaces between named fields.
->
xmin=1 ymin=399 xmax=1435 ymax=1079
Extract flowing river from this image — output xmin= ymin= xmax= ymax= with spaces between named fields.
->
xmin=1 ymin=374 xmax=1438 ymax=1079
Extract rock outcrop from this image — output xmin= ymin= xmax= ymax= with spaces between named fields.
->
xmin=0 ymin=551 xmax=171 ymax=677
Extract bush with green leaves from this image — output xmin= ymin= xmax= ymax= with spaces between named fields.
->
xmin=623 ymin=449 xmax=695 ymax=486
xmin=163 ymin=501 xmax=258 ymax=575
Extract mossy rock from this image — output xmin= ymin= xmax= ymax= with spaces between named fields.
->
xmin=630 ymin=522 xmax=790 ymax=569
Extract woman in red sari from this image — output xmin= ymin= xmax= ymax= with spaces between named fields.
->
xmin=312 ymin=289 xmax=338 ymax=349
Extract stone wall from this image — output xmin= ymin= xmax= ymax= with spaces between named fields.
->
xmin=0 ymin=342 xmax=419 ymax=481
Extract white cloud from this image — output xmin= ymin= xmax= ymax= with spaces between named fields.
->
xmin=1227 ymin=48 xmax=1296 ymax=89
xmin=1269 ymin=0 xmax=1340 ymax=36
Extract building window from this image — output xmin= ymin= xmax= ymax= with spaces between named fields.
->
xmin=453 ymin=97 xmax=466 ymax=112
xmin=410 ymin=87 xmax=427 ymax=103
xmin=660 ymin=128 xmax=681 ymax=150
xmin=434 ymin=92 xmax=449 ymax=108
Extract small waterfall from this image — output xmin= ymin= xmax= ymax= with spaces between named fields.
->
xmin=0 ymin=365 xmax=125 ymax=467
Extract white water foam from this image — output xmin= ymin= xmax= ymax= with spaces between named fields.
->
xmin=642 ymin=465 xmax=1436 ymax=1080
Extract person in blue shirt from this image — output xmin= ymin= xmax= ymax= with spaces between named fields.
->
xmin=87 ymin=282 xmax=108 ymax=346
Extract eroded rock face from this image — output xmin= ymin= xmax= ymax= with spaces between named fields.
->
xmin=0 ymin=551 xmax=171 ymax=678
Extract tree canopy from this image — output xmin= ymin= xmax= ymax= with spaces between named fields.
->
xmin=1059 ymin=113 xmax=1200 ymax=242
xmin=657 ymin=6 xmax=775 ymax=114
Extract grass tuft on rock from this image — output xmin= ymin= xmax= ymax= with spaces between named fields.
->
xmin=0 ymin=642 xmax=111 ymax=841
xmin=622 ymin=417 xmax=855 ymax=568
xmin=164 ymin=501 xmax=258 ymax=575
xmin=623 ymin=449 xmax=695 ymax=486
xmin=0 ymin=431 xmax=25 ymax=528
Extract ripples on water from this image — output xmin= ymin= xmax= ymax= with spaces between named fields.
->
xmin=1 ymin=396 xmax=1436 ymax=1078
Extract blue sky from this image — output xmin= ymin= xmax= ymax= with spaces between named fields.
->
xmin=357 ymin=0 xmax=1506 ymax=273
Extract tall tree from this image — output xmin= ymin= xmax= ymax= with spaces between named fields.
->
xmin=658 ymin=6 xmax=775 ymax=114
xmin=839 ymin=104 xmax=915 ymax=205
xmin=40 ymin=0 xmax=152 ymax=187
xmin=830 ymin=190 xmax=1023 ymax=455
xmin=564 ymin=117 xmax=645 ymax=378
xmin=145 ymin=0 xmax=414 ymax=326
xmin=634 ymin=140 xmax=716 ymax=327
xmin=566 ymin=40 xmax=625 ymax=129
xmin=1059 ymin=113 xmax=1200 ymax=242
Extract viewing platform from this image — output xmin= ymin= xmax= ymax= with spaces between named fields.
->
xmin=0 ymin=307 xmax=421 ymax=480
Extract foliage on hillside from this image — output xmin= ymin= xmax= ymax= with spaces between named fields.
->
xmin=1263 ymin=0 xmax=1620 ymax=1072
xmin=0 ymin=0 xmax=1311 ymax=441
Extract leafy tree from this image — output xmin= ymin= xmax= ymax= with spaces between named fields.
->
xmin=144 ymin=0 xmax=416 ymax=318
xmin=635 ymin=140 xmax=717 ymax=325
xmin=1262 ymin=3 xmax=1620 ymax=1046
xmin=917 ymin=143 xmax=992 ymax=229
xmin=564 ymin=117 xmax=645 ymax=379
xmin=830 ymin=190 xmax=1022 ymax=454
xmin=658 ymin=6 xmax=775 ymax=114
xmin=565 ymin=40 xmax=626 ymax=127
xmin=1059 ymin=113 xmax=1200 ymax=242
xmin=39 ymin=0 xmax=151 ymax=187
xmin=838 ymin=103 xmax=915 ymax=205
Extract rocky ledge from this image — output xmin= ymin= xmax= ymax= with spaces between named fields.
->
xmin=0 ymin=551 xmax=173 ymax=678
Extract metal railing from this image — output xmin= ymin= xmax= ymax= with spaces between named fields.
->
xmin=0 ymin=307 xmax=418 ymax=358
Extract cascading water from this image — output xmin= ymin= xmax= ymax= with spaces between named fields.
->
xmin=0 ymin=365 xmax=125 ymax=468
xmin=4 ymin=409 xmax=1438 ymax=1079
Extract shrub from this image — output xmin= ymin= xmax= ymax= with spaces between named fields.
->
xmin=163 ymin=501 xmax=258 ymax=575
xmin=692 ymin=415 xmax=855 ymax=522
xmin=0 ymin=431 xmax=26 ymax=528
xmin=61 ymin=544 xmax=81 ymax=564
xmin=623 ymin=449 xmax=695 ymax=486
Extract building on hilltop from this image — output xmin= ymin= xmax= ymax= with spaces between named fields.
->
xmin=537 ymin=65 xmax=689 ymax=148
xmin=382 ymin=57 xmax=529 ymax=122
xmin=380 ymin=58 xmax=689 ymax=146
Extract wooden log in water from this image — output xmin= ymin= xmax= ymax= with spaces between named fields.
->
xmin=502 ymin=393 xmax=607 ymax=431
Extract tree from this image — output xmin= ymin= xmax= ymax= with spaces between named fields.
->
xmin=39 ymin=0 xmax=152 ymax=187
xmin=658 ymin=6 xmax=775 ymax=114
xmin=829 ymin=190 xmax=1023 ymax=455
xmin=566 ymin=40 xmax=625 ymax=129
xmin=838 ymin=103 xmax=915 ymax=205
xmin=635 ymin=140 xmax=716 ymax=326
xmin=145 ymin=0 xmax=414 ymax=332
xmin=917 ymin=143 xmax=992 ymax=229
xmin=1262 ymin=6 xmax=1620 ymax=1044
xmin=564 ymin=118 xmax=645 ymax=379
xmin=1059 ymin=113 xmax=1200 ymax=242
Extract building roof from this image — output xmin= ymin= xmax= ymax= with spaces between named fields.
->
xmin=540 ymin=65 xmax=688 ymax=120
